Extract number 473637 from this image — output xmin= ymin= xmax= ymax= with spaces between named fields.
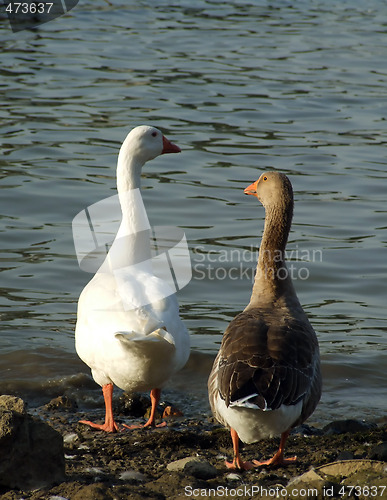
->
xmin=338 ymin=485 xmax=386 ymax=497
xmin=6 ymin=2 xmax=54 ymax=14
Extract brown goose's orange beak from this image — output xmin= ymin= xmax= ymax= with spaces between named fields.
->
xmin=244 ymin=180 xmax=258 ymax=196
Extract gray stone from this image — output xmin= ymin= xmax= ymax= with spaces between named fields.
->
xmin=226 ymin=472 xmax=243 ymax=482
xmin=119 ymin=469 xmax=148 ymax=482
xmin=184 ymin=459 xmax=218 ymax=480
xmin=63 ymin=432 xmax=79 ymax=445
xmin=167 ymin=456 xmax=198 ymax=471
xmin=369 ymin=442 xmax=387 ymax=461
xmin=167 ymin=456 xmax=218 ymax=479
xmin=322 ymin=419 xmax=376 ymax=435
xmin=0 ymin=395 xmax=65 ymax=490
xmin=336 ymin=450 xmax=354 ymax=461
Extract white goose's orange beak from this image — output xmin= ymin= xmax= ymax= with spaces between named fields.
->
xmin=244 ymin=180 xmax=258 ymax=196
xmin=162 ymin=135 xmax=181 ymax=154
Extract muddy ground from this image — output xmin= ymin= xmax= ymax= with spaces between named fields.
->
xmin=1 ymin=394 xmax=386 ymax=500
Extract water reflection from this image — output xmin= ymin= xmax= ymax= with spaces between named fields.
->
xmin=0 ymin=0 xmax=386 ymax=421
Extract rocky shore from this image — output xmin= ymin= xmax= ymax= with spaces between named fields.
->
xmin=0 ymin=394 xmax=386 ymax=500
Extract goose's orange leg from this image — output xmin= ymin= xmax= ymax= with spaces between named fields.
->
xmin=252 ymin=430 xmax=297 ymax=467
xmin=79 ymin=383 xmax=119 ymax=433
xmin=225 ymin=428 xmax=254 ymax=471
xmin=122 ymin=388 xmax=167 ymax=430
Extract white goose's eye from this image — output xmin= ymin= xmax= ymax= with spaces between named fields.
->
xmin=151 ymin=131 xmax=158 ymax=137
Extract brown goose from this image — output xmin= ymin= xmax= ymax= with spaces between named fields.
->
xmin=208 ymin=172 xmax=321 ymax=470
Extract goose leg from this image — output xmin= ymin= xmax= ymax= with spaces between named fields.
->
xmin=79 ymin=383 xmax=119 ymax=433
xmin=123 ymin=388 xmax=167 ymax=429
xmin=143 ymin=388 xmax=166 ymax=428
xmin=252 ymin=430 xmax=297 ymax=467
xmin=225 ymin=428 xmax=254 ymax=471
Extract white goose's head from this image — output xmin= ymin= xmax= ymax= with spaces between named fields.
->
xmin=119 ymin=125 xmax=181 ymax=167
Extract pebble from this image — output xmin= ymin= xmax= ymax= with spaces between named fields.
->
xmin=167 ymin=456 xmax=217 ymax=479
xmin=63 ymin=432 xmax=79 ymax=445
xmin=119 ymin=470 xmax=147 ymax=483
xmin=85 ymin=467 xmax=105 ymax=476
xmin=226 ymin=473 xmax=242 ymax=482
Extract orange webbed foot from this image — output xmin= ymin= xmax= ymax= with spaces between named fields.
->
xmin=79 ymin=419 xmax=119 ymax=433
xmin=225 ymin=458 xmax=255 ymax=471
xmin=252 ymin=455 xmax=297 ymax=467
xmin=122 ymin=419 xmax=167 ymax=430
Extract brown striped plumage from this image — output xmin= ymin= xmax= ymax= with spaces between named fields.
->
xmin=217 ymin=309 xmax=318 ymax=413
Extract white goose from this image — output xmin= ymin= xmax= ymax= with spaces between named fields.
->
xmin=208 ymin=172 xmax=321 ymax=470
xmin=75 ymin=125 xmax=190 ymax=432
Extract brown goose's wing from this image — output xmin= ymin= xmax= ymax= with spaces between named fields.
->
xmin=217 ymin=309 xmax=319 ymax=412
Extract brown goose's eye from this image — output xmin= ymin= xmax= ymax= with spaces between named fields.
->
xmin=263 ymin=176 xmax=268 ymax=181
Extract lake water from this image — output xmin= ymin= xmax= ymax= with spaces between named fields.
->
xmin=1 ymin=0 xmax=386 ymax=425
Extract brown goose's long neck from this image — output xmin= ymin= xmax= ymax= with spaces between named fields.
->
xmin=248 ymin=199 xmax=294 ymax=306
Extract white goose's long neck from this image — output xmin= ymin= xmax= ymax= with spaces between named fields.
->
xmin=104 ymin=152 xmax=152 ymax=271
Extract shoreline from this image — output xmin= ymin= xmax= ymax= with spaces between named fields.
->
xmin=1 ymin=394 xmax=386 ymax=500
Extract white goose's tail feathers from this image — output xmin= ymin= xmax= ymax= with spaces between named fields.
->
xmin=115 ymin=328 xmax=175 ymax=347
xmin=114 ymin=328 xmax=176 ymax=389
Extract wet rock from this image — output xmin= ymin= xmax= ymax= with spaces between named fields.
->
xmin=184 ymin=459 xmax=218 ymax=479
xmin=0 ymin=395 xmax=65 ymax=490
xmin=114 ymin=393 xmax=150 ymax=418
xmin=322 ymin=419 xmax=376 ymax=435
xmin=44 ymin=395 xmax=78 ymax=412
xmin=0 ymin=394 xmax=25 ymax=413
xmin=336 ymin=450 xmax=354 ymax=461
xmin=292 ymin=424 xmax=322 ymax=436
xmin=369 ymin=442 xmax=387 ymax=461
xmin=167 ymin=455 xmax=217 ymax=479
xmin=161 ymin=403 xmax=184 ymax=419
xmin=144 ymin=405 xmax=162 ymax=421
